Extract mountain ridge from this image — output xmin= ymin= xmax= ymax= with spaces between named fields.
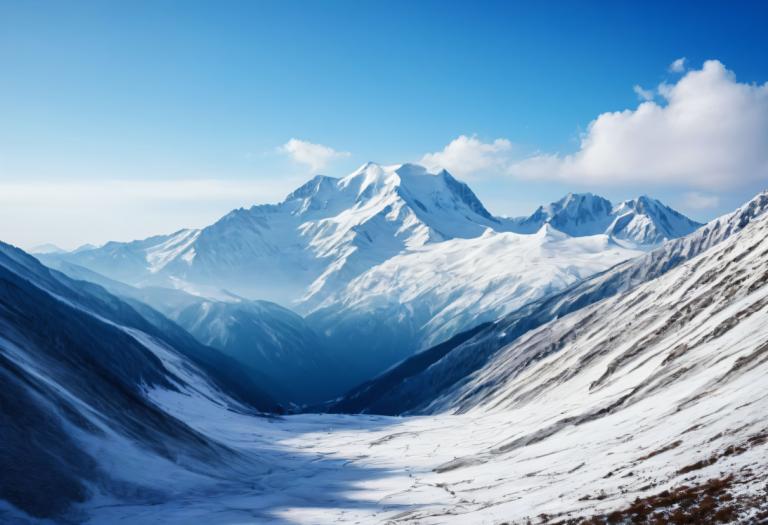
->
xmin=50 ymin=163 xmax=700 ymax=308
xmin=329 ymin=190 xmax=768 ymax=415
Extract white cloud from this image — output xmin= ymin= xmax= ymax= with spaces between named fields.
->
xmin=683 ymin=192 xmax=720 ymax=210
xmin=420 ymin=135 xmax=513 ymax=178
xmin=279 ymin=138 xmax=350 ymax=171
xmin=633 ymin=85 xmax=654 ymax=101
xmin=669 ymin=57 xmax=687 ymax=73
xmin=511 ymin=60 xmax=768 ymax=190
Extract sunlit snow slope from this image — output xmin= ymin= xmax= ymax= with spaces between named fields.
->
xmin=0 ymin=243 xmax=281 ymax=521
xmin=332 ymin=192 xmax=768 ymax=415
xmin=45 ymin=164 xmax=700 ymax=389
xmin=75 ymin=192 xmax=768 ymax=524
xmin=307 ymin=226 xmax=641 ymax=372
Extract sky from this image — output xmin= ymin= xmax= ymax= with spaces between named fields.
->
xmin=1 ymin=1 xmax=767 ymax=249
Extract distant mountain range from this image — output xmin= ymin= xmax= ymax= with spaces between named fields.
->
xmin=42 ymin=162 xmax=703 ymax=397
xmin=509 ymin=191 xmax=702 ymax=244
xmin=48 ymin=163 xmax=700 ymax=307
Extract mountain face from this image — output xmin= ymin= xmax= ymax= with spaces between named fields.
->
xmin=174 ymin=299 xmax=338 ymax=404
xmin=433 ymin=199 xmax=768 ymax=414
xmin=51 ymin=165 xmax=698 ymax=310
xmin=44 ymin=164 xmax=701 ymax=386
xmin=510 ymin=192 xmax=702 ymax=245
xmin=331 ymin=191 xmax=768 ymax=415
xmin=0 ymin=242 xmax=279 ymax=520
xmin=306 ymin=226 xmax=643 ymax=381
xmin=54 ymin=163 xmax=505 ymax=307
xmin=40 ymin=258 xmax=335 ymax=404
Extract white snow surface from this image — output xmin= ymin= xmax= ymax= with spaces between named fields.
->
xmin=55 ymin=164 xmax=695 ymax=315
xmin=45 ymin=164 xmax=701 ymax=379
xmin=80 ymin=197 xmax=768 ymax=524
xmin=58 ymin=163 xmax=509 ymax=308
xmin=312 ymin=225 xmax=642 ymax=349
xmin=509 ymin=192 xmax=701 ymax=245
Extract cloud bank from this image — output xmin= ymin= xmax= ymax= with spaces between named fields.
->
xmin=279 ymin=138 xmax=350 ymax=171
xmin=420 ymin=135 xmax=512 ymax=178
xmin=510 ymin=60 xmax=768 ymax=190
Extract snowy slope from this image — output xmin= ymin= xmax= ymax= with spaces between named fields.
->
xmin=332 ymin=191 xmax=768 ymax=415
xmin=51 ymin=165 xmax=698 ymax=310
xmin=307 ymin=226 xmax=642 ymax=376
xmin=40 ymin=258 xmax=336 ymax=404
xmin=0 ymin=242 xmax=281 ymax=521
xmin=79 ymin=197 xmax=768 ymax=523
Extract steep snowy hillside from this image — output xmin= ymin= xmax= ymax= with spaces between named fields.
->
xmin=40 ymin=258 xmax=336 ymax=404
xmin=175 ymin=299 xmax=339 ymax=404
xmin=375 ymin=188 xmax=768 ymax=522
xmin=75 ymin=198 xmax=768 ymax=524
xmin=44 ymin=164 xmax=702 ymax=389
xmin=0 ymin=242 xmax=282 ymax=521
xmin=510 ymin=192 xmax=702 ymax=244
xmin=307 ymin=226 xmax=642 ymax=378
xmin=332 ymin=192 xmax=768 ymax=415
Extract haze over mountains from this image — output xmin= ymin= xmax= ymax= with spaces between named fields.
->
xmin=4 ymin=170 xmax=768 ymax=522
xmin=53 ymin=163 xmax=700 ymax=307
xmin=43 ymin=163 xmax=703 ymax=397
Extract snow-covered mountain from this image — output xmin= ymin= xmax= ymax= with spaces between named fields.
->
xmin=54 ymin=163 xmax=507 ymax=307
xmin=306 ymin=226 xmax=642 ymax=380
xmin=509 ymin=192 xmax=702 ymax=245
xmin=8 ymin=192 xmax=766 ymax=524
xmin=331 ymin=191 xmax=768 ymax=415
xmin=44 ymin=163 xmax=701 ymax=385
xmin=51 ymin=164 xmax=697 ymax=309
xmin=0 ymin=241 xmax=281 ymax=520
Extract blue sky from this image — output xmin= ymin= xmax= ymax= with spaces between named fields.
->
xmin=1 ymin=1 xmax=768 ymax=248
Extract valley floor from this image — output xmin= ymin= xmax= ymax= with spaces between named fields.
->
xmin=83 ymin=368 xmax=768 ymax=525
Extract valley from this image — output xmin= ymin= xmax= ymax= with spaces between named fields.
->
xmin=3 ymin=168 xmax=768 ymax=523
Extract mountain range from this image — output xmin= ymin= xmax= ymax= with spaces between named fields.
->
xmin=330 ymin=191 xmax=768 ymax=415
xmin=51 ymin=165 xmax=700 ymax=309
xmin=43 ymin=163 xmax=702 ymax=396
xmin=4 ymin=179 xmax=768 ymax=523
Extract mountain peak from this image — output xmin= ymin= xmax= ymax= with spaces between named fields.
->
xmin=285 ymin=174 xmax=338 ymax=202
xmin=30 ymin=243 xmax=66 ymax=254
xmin=511 ymin=192 xmax=700 ymax=244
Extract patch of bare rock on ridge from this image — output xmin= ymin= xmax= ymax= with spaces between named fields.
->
xmin=529 ymin=474 xmax=768 ymax=525
xmin=553 ymin=431 xmax=768 ymax=524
